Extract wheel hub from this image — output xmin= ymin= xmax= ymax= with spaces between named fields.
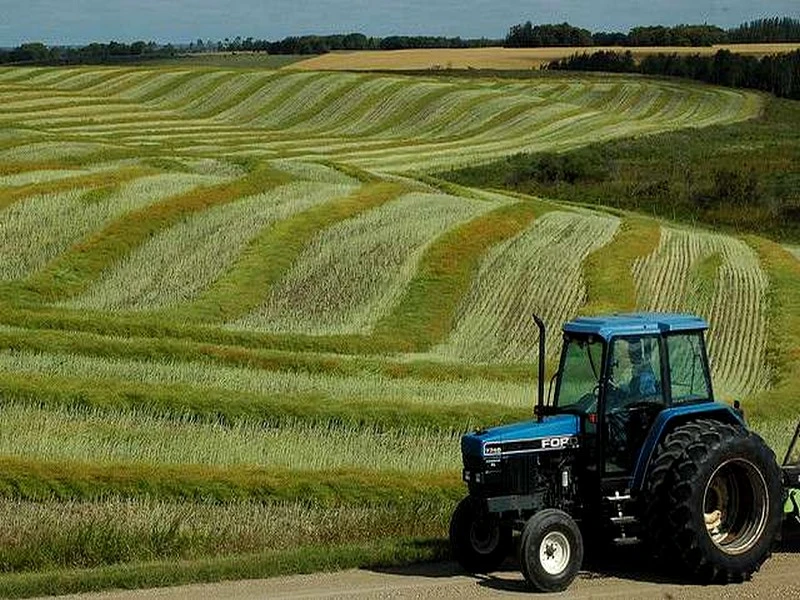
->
xmin=539 ymin=531 xmax=571 ymax=575
xmin=702 ymin=458 xmax=769 ymax=555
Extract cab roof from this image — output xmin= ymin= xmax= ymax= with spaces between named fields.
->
xmin=563 ymin=313 xmax=708 ymax=341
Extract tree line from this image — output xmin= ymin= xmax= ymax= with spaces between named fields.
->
xmin=1 ymin=16 xmax=798 ymax=65
xmin=215 ymin=34 xmax=498 ymax=54
xmin=547 ymin=49 xmax=800 ymax=100
xmin=505 ymin=17 xmax=800 ymax=48
xmin=0 ymin=41 xmax=176 ymax=65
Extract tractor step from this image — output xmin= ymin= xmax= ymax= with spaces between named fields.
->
xmin=613 ymin=536 xmax=641 ymax=546
xmin=610 ymin=515 xmax=638 ymax=525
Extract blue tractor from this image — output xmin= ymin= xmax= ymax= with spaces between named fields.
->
xmin=451 ymin=313 xmax=798 ymax=592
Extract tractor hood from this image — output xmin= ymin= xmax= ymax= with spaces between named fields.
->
xmin=462 ymin=414 xmax=580 ymax=460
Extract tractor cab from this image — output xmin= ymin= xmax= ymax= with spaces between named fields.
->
xmin=547 ymin=313 xmax=715 ymax=487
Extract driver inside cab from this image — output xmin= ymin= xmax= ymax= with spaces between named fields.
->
xmin=627 ymin=338 xmax=657 ymax=400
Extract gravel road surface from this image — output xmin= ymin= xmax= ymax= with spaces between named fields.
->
xmin=44 ymin=550 xmax=800 ymax=600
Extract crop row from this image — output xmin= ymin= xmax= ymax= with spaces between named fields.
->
xmin=0 ymin=402 xmax=459 ymax=473
xmin=0 ymin=172 xmax=231 ymax=282
xmin=237 ymin=191 xmax=503 ymax=335
xmin=435 ymin=210 xmax=620 ymax=363
xmin=67 ymin=181 xmax=359 ymax=311
xmin=0 ymin=349 xmax=535 ymax=409
xmin=633 ymin=227 xmax=769 ymax=398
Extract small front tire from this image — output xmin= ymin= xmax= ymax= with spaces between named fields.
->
xmin=449 ymin=496 xmax=511 ymax=573
xmin=519 ymin=509 xmax=583 ymax=592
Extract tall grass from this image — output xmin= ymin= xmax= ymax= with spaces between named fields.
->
xmin=0 ymin=498 xmax=450 ymax=572
xmin=0 ymin=403 xmax=459 ymax=473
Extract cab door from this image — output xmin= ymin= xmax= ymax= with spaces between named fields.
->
xmin=601 ymin=335 xmax=666 ymax=477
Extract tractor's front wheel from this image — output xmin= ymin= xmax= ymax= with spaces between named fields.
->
xmin=518 ymin=509 xmax=584 ymax=592
xmin=643 ymin=419 xmax=783 ymax=582
xmin=449 ymin=496 xmax=511 ymax=573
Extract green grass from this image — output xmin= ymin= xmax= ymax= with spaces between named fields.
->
xmin=0 ymin=370 xmax=530 ymax=434
xmin=0 ymin=537 xmax=447 ymax=599
xmin=22 ymin=163 xmax=294 ymax=303
xmin=747 ymin=237 xmax=800 ymax=421
xmin=440 ymin=95 xmax=800 ymax=243
xmin=237 ymin=191 xmax=499 ymax=335
xmin=580 ymin=217 xmax=661 ymax=315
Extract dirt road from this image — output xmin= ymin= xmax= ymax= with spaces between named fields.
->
xmin=47 ymin=551 xmax=800 ymax=600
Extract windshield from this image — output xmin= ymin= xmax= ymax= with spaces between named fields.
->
xmin=555 ymin=336 xmax=604 ymax=412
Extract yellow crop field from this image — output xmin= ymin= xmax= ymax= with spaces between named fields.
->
xmin=291 ymin=43 xmax=800 ymax=71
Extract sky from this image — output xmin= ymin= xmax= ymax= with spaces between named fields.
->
xmin=1 ymin=0 xmax=798 ymax=47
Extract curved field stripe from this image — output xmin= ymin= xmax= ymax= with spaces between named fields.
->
xmin=434 ymin=211 xmax=620 ymax=363
xmin=372 ymin=197 xmax=549 ymax=350
xmin=68 ymin=181 xmax=359 ymax=311
xmin=211 ymin=71 xmax=325 ymax=124
xmin=182 ymin=181 xmax=407 ymax=324
xmin=250 ymin=73 xmax=365 ymax=129
xmin=238 ymin=191 xmax=500 ymax=335
xmin=145 ymin=71 xmax=237 ymax=110
xmin=580 ymin=217 xmax=661 ymax=315
xmin=0 ymin=325 xmax=535 ymax=385
xmin=0 ymin=172 xmax=228 ymax=282
xmin=23 ymin=164 xmax=293 ymax=302
xmin=0 ymin=165 xmax=153 ymax=212
xmin=182 ymin=71 xmax=279 ymax=118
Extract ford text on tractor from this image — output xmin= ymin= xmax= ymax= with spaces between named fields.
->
xmin=451 ymin=313 xmax=800 ymax=592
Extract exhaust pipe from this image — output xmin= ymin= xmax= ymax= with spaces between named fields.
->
xmin=532 ymin=314 xmax=545 ymax=422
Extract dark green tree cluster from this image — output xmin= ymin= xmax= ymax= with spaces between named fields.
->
xmin=505 ymin=22 xmax=593 ymax=47
xmin=0 ymin=40 xmax=175 ymax=64
xmin=219 ymin=33 xmax=498 ymax=54
xmin=728 ymin=17 xmax=800 ymax=42
xmin=548 ymin=49 xmax=800 ymax=100
xmin=505 ymin=17 xmax=800 ymax=48
xmin=625 ymin=24 xmax=727 ymax=46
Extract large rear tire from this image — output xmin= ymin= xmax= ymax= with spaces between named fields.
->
xmin=643 ymin=419 xmax=782 ymax=582
xmin=449 ymin=496 xmax=511 ymax=573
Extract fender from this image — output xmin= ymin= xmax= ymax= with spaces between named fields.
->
xmin=630 ymin=402 xmax=743 ymax=493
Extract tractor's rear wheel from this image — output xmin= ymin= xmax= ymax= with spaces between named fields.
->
xmin=449 ymin=496 xmax=511 ymax=573
xmin=643 ymin=419 xmax=782 ymax=582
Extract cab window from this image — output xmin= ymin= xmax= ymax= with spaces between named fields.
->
xmin=667 ymin=333 xmax=712 ymax=403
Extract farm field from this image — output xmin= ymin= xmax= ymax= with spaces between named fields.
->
xmin=291 ymin=43 xmax=800 ymax=71
xmin=0 ymin=64 xmax=797 ymax=597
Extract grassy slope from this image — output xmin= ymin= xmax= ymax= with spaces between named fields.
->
xmin=440 ymin=96 xmax=800 ymax=243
